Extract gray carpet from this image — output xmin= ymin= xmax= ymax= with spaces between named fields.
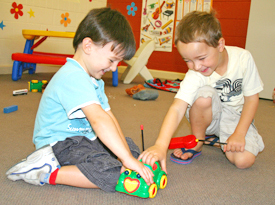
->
xmin=1 ymin=72 xmax=274 ymax=204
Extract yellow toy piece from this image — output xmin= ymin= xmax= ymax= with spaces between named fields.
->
xmin=149 ymin=183 xmax=158 ymax=198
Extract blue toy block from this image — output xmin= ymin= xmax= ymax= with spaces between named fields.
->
xmin=3 ymin=105 xmax=18 ymax=113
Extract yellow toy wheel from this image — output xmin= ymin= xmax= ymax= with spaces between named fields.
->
xmin=148 ymin=183 xmax=157 ymax=198
xmin=159 ymin=175 xmax=167 ymax=189
xmin=31 ymin=80 xmax=38 ymax=83
xmin=42 ymin=80 xmax=48 ymax=84
xmin=32 ymin=89 xmax=38 ymax=92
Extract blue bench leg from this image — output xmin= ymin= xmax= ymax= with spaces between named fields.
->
xmin=112 ymin=69 xmax=118 ymax=87
xmin=12 ymin=61 xmax=21 ymax=81
xmin=28 ymin=63 xmax=36 ymax=74
xmin=12 ymin=61 xmax=37 ymax=81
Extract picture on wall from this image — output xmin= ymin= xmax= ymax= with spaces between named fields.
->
xmin=176 ymin=0 xmax=212 ymax=21
xmin=174 ymin=0 xmax=213 ymax=46
xmin=140 ymin=0 xmax=176 ymax=52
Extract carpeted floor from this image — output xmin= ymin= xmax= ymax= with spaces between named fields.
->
xmin=1 ymin=72 xmax=275 ymax=204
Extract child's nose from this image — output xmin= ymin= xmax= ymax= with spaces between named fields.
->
xmin=194 ymin=62 xmax=201 ymax=71
xmin=110 ymin=63 xmax=118 ymax=72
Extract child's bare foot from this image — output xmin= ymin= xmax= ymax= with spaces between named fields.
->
xmin=170 ymin=148 xmax=202 ymax=165
xmin=173 ymin=148 xmax=201 ymax=160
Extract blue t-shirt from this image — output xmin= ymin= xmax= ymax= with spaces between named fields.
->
xmin=33 ymin=58 xmax=110 ymax=149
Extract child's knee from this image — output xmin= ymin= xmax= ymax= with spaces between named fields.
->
xmin=193 ymin=96 xmax=212 ymax=110
xmin=226 ymin=151 xmax=255 ymax=169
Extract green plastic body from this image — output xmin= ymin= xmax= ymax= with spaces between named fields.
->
xmin=115 ymin=161 xmax=167 ymax=198
xmin=28 ymin=80 xmax=47 ymax=92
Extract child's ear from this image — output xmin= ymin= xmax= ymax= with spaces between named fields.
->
xmin=82 ymin=37 xmax=93 ymax=54
xmin=217 ymin=37 xmax=225 ymax=52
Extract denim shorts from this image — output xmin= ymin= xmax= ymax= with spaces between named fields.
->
xmin=52 ymin=136 xmax=140 ymax=192
xmin=185 ymin=86 xmax=264 ymax=156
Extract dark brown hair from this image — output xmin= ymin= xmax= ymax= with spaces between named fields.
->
xmin=73 ymin=7 xmax=136 ymax=60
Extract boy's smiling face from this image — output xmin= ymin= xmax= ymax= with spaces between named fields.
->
xmin=78 ymin=38 xmax=124 ymax=79
xmin=176 ymin=39 xmax=227 ymax=76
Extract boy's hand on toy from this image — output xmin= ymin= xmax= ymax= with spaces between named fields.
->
xmin=120 ymin=165 xmax=126 ymax=174
xmin=122 ymin=157 xmax=154 ymax=186
xmin=138 ymin=145 xmax=167 ymax=174
xmin=223 ymin=132 xmax=245 ymax=153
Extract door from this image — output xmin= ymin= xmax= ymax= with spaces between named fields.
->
xmin=246 ymin=0 xmax=275 ymax=99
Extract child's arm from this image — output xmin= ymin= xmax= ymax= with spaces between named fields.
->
xmin=82 ymin=104 xmax=154 ymax=185
xmin=224 ymin=93 xmax=259 ymax=153
xmin=106 ymin=110 xmax=130 ymax=152
xmin=106 ymin=110 xmax=133 ymax=173
xmin=139 ymin=98 xmax=188 ymax=173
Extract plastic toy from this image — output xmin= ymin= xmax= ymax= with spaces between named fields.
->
xmin=168 ymin=134 xmax=227 ymax=149
xmin=115 ymin=161 xmax=167 ymax=198
xmin=13 ymin=89 xmax=28 ymax=96
xmin=4 ymin=105 xmax=18 ymax=113
xmin=28 ymin=80 xmax=48 ymax=92
xmin=140 ymin=125 xmax=145 ymax=151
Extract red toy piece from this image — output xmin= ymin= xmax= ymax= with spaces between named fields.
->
xmin=169 ymin=135 xmax=227 ymax=149
xmin=168 ymin=135 xmax=198 ymax=149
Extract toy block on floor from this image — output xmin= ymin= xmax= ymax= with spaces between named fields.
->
xmin=3 ymin=105 xmax=18 ymax=113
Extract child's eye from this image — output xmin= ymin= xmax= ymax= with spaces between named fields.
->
xmin=110 ymin=59 xmax=114 ymax=63
xmin=199 ymin=57 xmax=206 ymax=61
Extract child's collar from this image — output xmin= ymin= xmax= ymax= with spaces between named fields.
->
xmin=67 ymin=58 xmax=99 ymax=87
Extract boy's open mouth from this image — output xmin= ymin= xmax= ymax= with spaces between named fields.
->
xmin=201 ymin=67 xmax=209 ymax=73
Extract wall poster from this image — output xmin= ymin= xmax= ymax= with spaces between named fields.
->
xmin=176 ymin=0 xmax=213 ymax=24
xmin=140 ymin=0 xmax=176 ymax=52
xmin=174 ymin=0 xmax=213 ymax=46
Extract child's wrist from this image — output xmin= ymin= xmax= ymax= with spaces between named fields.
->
xmin=155 ymin=140 xmax=169 ymax=150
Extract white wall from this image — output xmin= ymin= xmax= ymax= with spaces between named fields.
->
xmin=246 ymin=0 xmax=275 ymax=100
xmin=0 ymin=0 xmax=107 ymax=74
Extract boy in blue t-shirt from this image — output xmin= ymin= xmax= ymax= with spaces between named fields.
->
xmin=6 ymin=8 xmax=153 ymax=192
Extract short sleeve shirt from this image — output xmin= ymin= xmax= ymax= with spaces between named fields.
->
xmin=33 ymin=58 xmax=110 ymax=149
xmin=175 ymin=46 xmax=264 ymax=113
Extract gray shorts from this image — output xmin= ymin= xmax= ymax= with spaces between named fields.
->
xmin=185 ymin=86 xmax=264 ymax=156
xmin=52 ymin=136 xmax=140 ymax=192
